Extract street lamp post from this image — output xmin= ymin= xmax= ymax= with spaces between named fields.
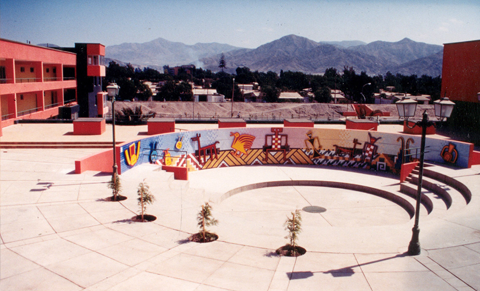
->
xmin=231 ymin=78 xmax=235 ymax=117
xmin=396 ymin=96 xmax=455 ymax=255
xmin=360 ymin=82 xmax=371 ymax=103
xmin=106 ymin=83 xmax=120 ymax=200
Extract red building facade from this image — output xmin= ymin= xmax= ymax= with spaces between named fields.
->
xmin=0 ymin=39 xmax=77 ymax=133
xmin=441 ymin=39 xmax=480 ymax=146
xmin=0 ymin=39 xmax=108 ymax=136
xmin=441 ymin=40 xmax=480 ymax=103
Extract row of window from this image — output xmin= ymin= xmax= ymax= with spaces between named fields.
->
xmin=87 ymin=55 xmax=105 ymax=66
xmin=19 ymin=67 xmax=35 ymax=73
xmin=18 ymin=67 xmax=58 ymax=73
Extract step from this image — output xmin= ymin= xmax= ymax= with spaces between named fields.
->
xmin=406 ymin=175 xmax=452 ymax=209
xmin=399 ymin=183 xmax=433 ymax=214
xmin=423 ymin=168 xmax=472 ymax=204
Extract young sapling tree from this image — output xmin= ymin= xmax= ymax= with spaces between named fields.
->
xmin=197 ymin=202 xmax=218 ymax=242
xmin=137 ymin=179 xmax=155 ymax=221
xmin=284 ymin=209 xmax=302 ymax=255
xmin=108 ymin=173 xmax=122 ymax=201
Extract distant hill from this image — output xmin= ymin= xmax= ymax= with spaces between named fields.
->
xmin=106 ymin=37 xmax=241 ymax=68
xmin=201 ymin=35 xmax=381 ymax=74
xmin=386 ymin=50 xmax=444 ymax=76
xmin=348 ymin=38 xmax=443 ymax=66
xmin=105 ymin=35 xmax=444 ymax=76
xmin=319 ymin=40 xmax=367 ymax=48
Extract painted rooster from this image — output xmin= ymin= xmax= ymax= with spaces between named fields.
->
xmin=230 ymin=132 xmax=255 ymax=157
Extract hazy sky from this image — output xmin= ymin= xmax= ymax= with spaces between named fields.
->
xmin=2 ymin=0 xmax=479 ymax=48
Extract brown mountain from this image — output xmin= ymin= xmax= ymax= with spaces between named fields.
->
xmin=105 ymin=35 xmax=443 ymax=76
xmin=348 ymin=38 xmax=443 ymax=66
xmin=106 ymin=37 xmax=241 ymax=68
xmin=200 ymin=35 xmax=443 ymax=76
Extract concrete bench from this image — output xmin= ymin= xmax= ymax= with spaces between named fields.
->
xmin=73 ymin=118 xmax=106 ymax=135
xmin=148 ymin=118 xmax=175 ymax=135
xmin=218 ymin=118 xmax=246 ymax=128
xmin=346 ymin=119 xmax=378 ymax=131
xmin=284 ymin=119 xmax=314 ymax=128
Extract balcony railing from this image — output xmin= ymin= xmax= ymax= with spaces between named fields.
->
xmin=45 ymin=102 xmax=61 ymax=109
xmin=15 ymin=78 xmax=39 ymax=83
xmin=63 ymin=77 xmax=76 ymax=81
xmin=17 ymin=106 xmax=41 ymax=117
xmin=2 ymin=113 xmax=15 ymax=120
xmin=43 ymin=77 xmax=59 ymax=82
xmin=0 ymin=78 xmax=11 ymax=84
xmin=64 ymin=98 xmax=76 ymax=104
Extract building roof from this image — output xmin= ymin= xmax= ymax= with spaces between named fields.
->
xmin=192 ymin=88 xmax=220 ymax=95
xmin=278 ymin=92 xmax=303 ymax=99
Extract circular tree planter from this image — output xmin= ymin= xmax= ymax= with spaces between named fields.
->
xmin=276 ymin=244 xmax=307 ymax=257
xmin=189 ymin=232 xmax=218 ymax=243
xmin=132 ymin=214 xmax=157 ymax=222
xmin=109 ymin=195 xmax=127 ymax=202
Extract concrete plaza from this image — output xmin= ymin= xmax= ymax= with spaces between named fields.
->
xmin=1 ymin=123 xmax=480 ymax=290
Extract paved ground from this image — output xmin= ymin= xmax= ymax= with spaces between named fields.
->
xmin=1 ymin=123 xmax=480 ymax=290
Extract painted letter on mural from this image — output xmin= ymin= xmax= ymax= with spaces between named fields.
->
xmin=125 ymin=141 xmax=141 ymax=166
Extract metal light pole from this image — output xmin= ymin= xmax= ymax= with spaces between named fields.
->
xmin=231 ymin=78 xmax=235 ymax=117
xmin=396 ymin=96 xmax=455 ymax=255
xmin=360 ymin=82 xmax=371 ymax=103
xmin=107 ymin=83 xmax=120 ymax=199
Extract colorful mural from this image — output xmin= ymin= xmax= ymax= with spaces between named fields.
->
xmin=117 ymin=127 xmax=473 ymax=175
xmin=124 ymin=141 xmax=141 ymax=166
xmin=230 ymin=132 xmax=255 ymax=157
xmin=441 ymin=143 xmax=459 ymax=163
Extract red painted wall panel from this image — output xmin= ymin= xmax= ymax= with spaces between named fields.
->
xmin=75 ymin=149 xmax=113 ymax=174
xmin=162 ymin=165 xmax=188 ymax=180
xmin=441 ymin=40 xmax=480 ymax=103
xmin=400 ymin=161 xmax=419 ymax=183
xmin=148 ymin=119 xmax=175 ymax=135
xmin=73 ymin=118 xmax=106 ymax=135
xmin=87 ymin=65 xmax=106 ymax=77
xmin=86 ymin=44 xmax=105 ymax=56
xmin=284 ymin=120 xmax=314 ymax=128
xmin=218 ymin=121 xmax=247 ymax=128
xmin=1 ymin=39 xmax=76 ymax=65
xmin=0 ymin=80 xmax=77 ymax=95
xmin=346 ymin=119 xmax=378 ymax=131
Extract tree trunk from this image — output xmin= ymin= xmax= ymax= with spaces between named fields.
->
xmin=140 ymin=191 xmax=144 ymax=221
xmin=202 ymin=215 xmax=206 ymax=241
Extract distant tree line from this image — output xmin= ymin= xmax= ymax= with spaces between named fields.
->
xmin=105 ymin=61 xmax=441 ymax=104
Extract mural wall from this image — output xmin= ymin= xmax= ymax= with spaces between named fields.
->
xmin=118 ymin=127 xmax=473 ymax=175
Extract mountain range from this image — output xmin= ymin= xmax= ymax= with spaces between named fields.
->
xmin=105 ymin=35 xmax=444 ymax=76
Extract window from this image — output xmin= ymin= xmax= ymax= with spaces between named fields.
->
xmin=30 ymin=67 xmax=34 ymax=73
xmin=20 ymin=67 xmax=25 ymax=72
xmin=88 ymin=55 xmax=104 ymax=66
xmin=0 ymin=66 xmax=6 ymax=80
xmin=53 ymin=67 xmax=56 ymax=74
xmin=20 ymin=95 xmax=24 ymax=100
xmin=46 ymin=68 xmax=50 ymax=73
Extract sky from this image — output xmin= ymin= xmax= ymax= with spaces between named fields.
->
xmin=1 ymin=0 xmax=480 ymax=48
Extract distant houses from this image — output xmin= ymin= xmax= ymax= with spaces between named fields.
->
xmin=278 ymin=92 xmax=307 ymax=103
xmin=192 ymin=88 xmax=225 ymax=102
xmin=373 ymin=87 xmax=431 ymax=104
xmin=238 ymin=83 xmax=263 ymax=103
